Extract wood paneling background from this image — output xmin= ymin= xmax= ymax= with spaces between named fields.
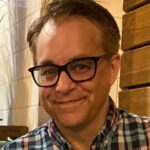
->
xmin=119 ymin=1 xmax=150 ymax=116
xmin=123 ymin=0 xmax=149 ymax=12
xmin=122 ymin=3 xmax=150 ymax=50
xmin=120 ymin=45 xmax=150 ymax=88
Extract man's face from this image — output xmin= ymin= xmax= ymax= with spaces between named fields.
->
xmin=35 ymin=17 xmax=119 ymax=130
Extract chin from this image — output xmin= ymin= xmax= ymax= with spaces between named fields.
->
xmin=54 ymin=112 xmax=87 ymax=130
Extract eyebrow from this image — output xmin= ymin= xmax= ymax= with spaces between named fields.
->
xmin=38 ymin=60 xmax=54 ymax=66
xmin=38 ymin=55 xmax=96 ymax=66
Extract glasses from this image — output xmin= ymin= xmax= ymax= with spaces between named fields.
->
xmin=28 ymin=54 xmax=112 ymax=87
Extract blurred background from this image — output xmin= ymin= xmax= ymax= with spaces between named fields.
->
xmin=1 ymin=0 xmax=149 ymax=132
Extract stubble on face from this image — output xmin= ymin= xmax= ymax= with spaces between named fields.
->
xmin=36 ymin=17 xmax=111 ymax=131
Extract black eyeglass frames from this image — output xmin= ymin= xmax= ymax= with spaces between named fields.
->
xmin=28 ymin=54 xmax=113 ymax=87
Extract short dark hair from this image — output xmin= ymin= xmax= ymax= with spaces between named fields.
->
xmin=27 ymin=0 xmax=120 ymax=63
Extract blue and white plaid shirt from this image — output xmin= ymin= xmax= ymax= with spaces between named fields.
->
xmin=2 ymin=98 xmax=150 ymax=150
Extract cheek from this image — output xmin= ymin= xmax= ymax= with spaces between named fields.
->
xmin=39 ymin=87 xmax=54 ymax=116
xmin=80 ymin=68 xmax=111 ymax=99
xmin=39 ymin=88 xmax=46 ymax=99
xmin=96 ymin=63 xmax=112 ymax=87
xmin=39 ymin=88 xmax=52 ymax=104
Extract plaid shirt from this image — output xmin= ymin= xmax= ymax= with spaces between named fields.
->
xmin=2 ymin=98 xmax=150 ymax=150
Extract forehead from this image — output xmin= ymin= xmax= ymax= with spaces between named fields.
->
xmin=36 ymin=17 xmax=104 ymax=65
xmin=42 ymin=16 xmax=102 ymax=44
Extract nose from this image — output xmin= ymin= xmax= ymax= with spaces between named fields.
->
xmin=55 ymin=71 xmax=76 ymax=94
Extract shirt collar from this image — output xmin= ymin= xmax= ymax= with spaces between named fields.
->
xmin=92 ymin=97 xmax=118 ymax=148
xmin=48 ymin=96 xmax=118 ymax=149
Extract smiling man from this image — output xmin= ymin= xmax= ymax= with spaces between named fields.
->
xmin=2 ymin=0 xmax=150 ymax=150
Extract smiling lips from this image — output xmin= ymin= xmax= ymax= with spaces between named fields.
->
xmin=53 ymin=97 xmax=87 ymax=106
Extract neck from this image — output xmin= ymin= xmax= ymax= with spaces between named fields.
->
xmin=56 ymin=99 xmax=110 ymax=150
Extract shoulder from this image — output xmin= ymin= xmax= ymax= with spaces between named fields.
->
xmin=118 ymin=108 xmax=150 ymax=122
xmin=2 ymin=122 xmax=53 ymax=149
xmin=117 ymin=108 xmax=150 ymax=133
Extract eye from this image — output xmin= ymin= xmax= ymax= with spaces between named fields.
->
xmin=74 ymin=64 xmax=90 ymax=71
xmin=69 ymin=60 xmax=93 ymax=73
xmin=40 ymin=66 xmax=58 ymax=77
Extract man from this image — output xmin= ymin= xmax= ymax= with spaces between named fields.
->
xmin=2 ymin=0 xmax=150 ymax=149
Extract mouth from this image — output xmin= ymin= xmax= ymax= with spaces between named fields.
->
xmin=60 ymin=99 xmax=80 ymax=103
xmin=52 ymin=97 xmax=87 ymax=107
xmin=54 ymin=98 xmax=83 ymax=104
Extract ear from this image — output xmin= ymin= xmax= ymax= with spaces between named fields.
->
xmin=109 ymin=54 xmax=120 ymax=85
